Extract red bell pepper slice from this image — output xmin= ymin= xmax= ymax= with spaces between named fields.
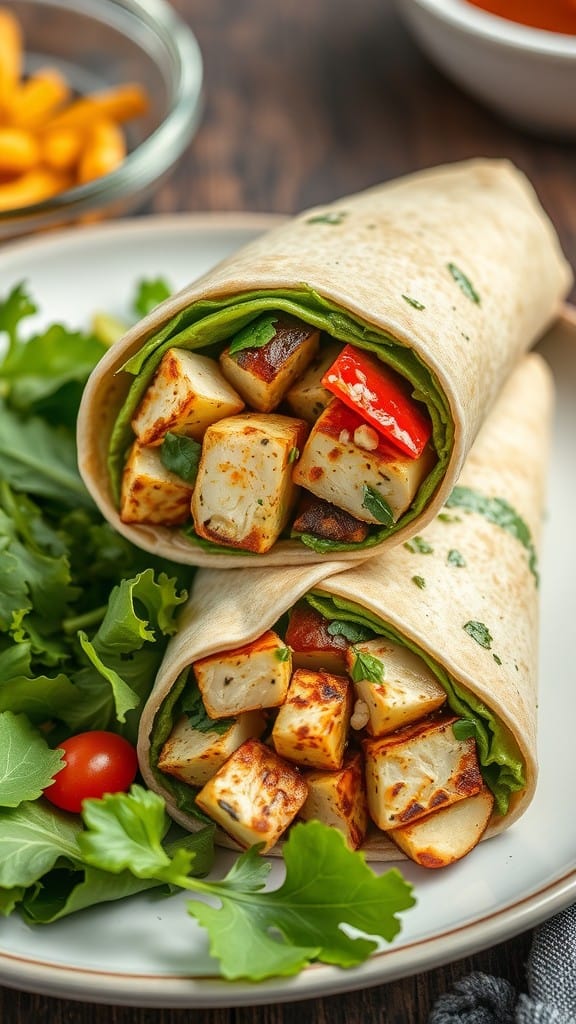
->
xmin=321 ymin=345 xmax=432 ymax=458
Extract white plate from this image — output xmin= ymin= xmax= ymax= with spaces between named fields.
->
xmin=0 ymin=214 xmax=574 ymax=1009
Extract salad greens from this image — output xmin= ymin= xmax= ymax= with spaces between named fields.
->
xmin=0 ymin=281 xmax=414 ymax=982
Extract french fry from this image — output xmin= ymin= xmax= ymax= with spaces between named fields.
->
xmin=41 ymin=126 xmax=84 ymax=172
xmin=0 ymin=166 xmax=68 ymax=211
xmin=77 ymin=118 xmax=127 ymax=183
xmin=0 ymin=127 xmax=40 ymax=174
xmin=5 ymin=67 xmax=70 ymax=128
xmin=43 ymin=83 xmax=149 ymax=133
xmin=0 ymin=7 xmax=22 ymax=111
xmin=0 ymin=8 xmax=150 ymax=215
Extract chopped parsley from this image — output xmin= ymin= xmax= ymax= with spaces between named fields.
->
xmin=160 ymin=432 xmax=202 ymax=485
xmin=403 ymin=536 xmax=434 ymax=554
xmin=448 ymin=262 xmax=480 ymax=304
xmin=349 ymin=648 xmax=385 ymax=685
xmin=362 ymin=485 xmax=394 ymax=526
xmin=412 ymin=575 xmax=426 ymax=589
xmin=447 ymin=548 xmax=466 ymax=567
xmin=274 ymin=646 xmax=291 ymax=662
xmin=463 ymin=620 xmax=493 ymax=649
xmin=446 ymin=486 xmax=539 ymax=585
xmin=401 ymin=294 xmax=426 ymax=311
xmin=182 ymin=688 xmax=235 ymax=735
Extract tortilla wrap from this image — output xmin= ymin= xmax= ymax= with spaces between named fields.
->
xmin=137 ymin=352 xmax=553 ymax=860
xmin=77 ymin=159 xmax=571 ymax=567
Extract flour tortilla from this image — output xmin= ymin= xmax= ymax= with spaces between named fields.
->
xmin=77 ymin=159 xmax=571 ymax=567
xmin=137 ymin=353 xmax=553 ymax=859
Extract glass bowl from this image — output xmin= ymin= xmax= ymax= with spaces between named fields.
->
xmin=0 ymin=0 xmax=203 ymax=240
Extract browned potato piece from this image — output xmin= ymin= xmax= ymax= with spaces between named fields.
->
xmin=363 ymin=714 xmax=484 ymax=831
xmin=131 ymin=348 xmax=245 ymax=445
xmin=389 ymin=786 xmax=495 ymax=868
xmin=219 ymin=314 xmax=319 ymax=413
xmin=285 ymin=341 xmax=342 ymax=423
xmin=195 ymin=738 xmax=308 ymax=852
xmin=272 ymin=668 xmax=353 ymax=770
xmin=158 ymin=710 xmax=267 ymax=788
xmin=194 ymin=630 xmax=292 ymax=718
xmin=191 ymin=413 xmax=308 ymax=552
xmin=120 ymin=441 xmax=193 ymax=525
xmin=299 ymin=750 xmax=369 ymax=850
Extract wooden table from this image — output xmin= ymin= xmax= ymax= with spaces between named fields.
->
xmin=1 ymin=0 xmax=574 ymax=1020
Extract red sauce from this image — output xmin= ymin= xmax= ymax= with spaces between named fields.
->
xmin=465 ymin=0 xmax=576 ymax=35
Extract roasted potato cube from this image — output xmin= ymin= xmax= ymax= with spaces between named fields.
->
xmin=131 ymin=348 xmax=245 ymax=445
xmin=346 ymin=639 xmax=447 ymax=736
xmin=285 ymin=341 xmax=342 ymax=423
xmin=292 ymin=399 xmax=435 ymax=523
xmin=299 ymin=751 xmax=369 ymax=850
xmin=389 ymin=786 xmax=495 ymax=868
xmin=292 ymin=492 xmax=370 ymax=544
xmin=363 ymin=715 xmax=483 ymax=831
xmin=195 ymin=738 xmax=308 ymax=852
xmin=219 ymin=314 xmax=319 ymax=413
xmin=194 ymin=630 xmax=292 ymax=718
xmin=157 ymin=710 xmax=267 ymax=788
xmin=284 ymin=602 xmax=349 ymax=674
xmin=191 ymin=413 xmax=308 ymax=552
xmin=272 ymin=668 xmax=353 ymax=770
xmin=120 ymin=441 xmax=193 ymax=525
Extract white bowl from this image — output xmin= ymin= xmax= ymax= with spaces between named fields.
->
xmin=396 ymin=0 xmax=576 ymax=136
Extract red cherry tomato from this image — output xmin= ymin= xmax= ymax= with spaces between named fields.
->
xmin=44 ymin=731 xmax=138 ymax=813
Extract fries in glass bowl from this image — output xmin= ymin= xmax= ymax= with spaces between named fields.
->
xmin=0 ymin=0 xmax=203 ymax=239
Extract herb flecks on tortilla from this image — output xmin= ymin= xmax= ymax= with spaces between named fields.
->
xmin=446 ymin=486 xmax=539 ymax=585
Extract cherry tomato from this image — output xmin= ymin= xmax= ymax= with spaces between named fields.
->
xmin=44 ymin=730 xmax=138 ymax=813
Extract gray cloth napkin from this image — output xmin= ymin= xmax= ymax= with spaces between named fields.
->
xmin=428 ymin=903 xmax=576 ymax=1024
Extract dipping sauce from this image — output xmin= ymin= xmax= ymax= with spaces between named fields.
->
xmin=465 ymin=0 xmax=576 ymax=35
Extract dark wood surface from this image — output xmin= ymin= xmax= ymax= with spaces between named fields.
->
xmin=1 ymin=0 xmax=574 ymax=1020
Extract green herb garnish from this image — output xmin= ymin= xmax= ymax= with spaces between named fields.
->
xmin=160 ymin=432 xmax=202 ymax=485
xmin=412 ymin=575 xmax=426 ymax=589
xmin=404 ymin=536 xmax=434 ymax=554
xmin=182 ymin=688 xmax=235 ymax=735
xmin=446 ymin=486 xmax=539 ymax=585
xmin=452 ymin=719 xmax=477 ymax=741
xmin=349 ymin=648 xmax=385 ymax=684
xmin=401 ymin=295 xmax=426 ymax=311
xmin=274 ymin=646 xmax=291 ymax=662
xmin=227 ymin=314 xmax=278 ymax=356
xmin=463 ymin=620 xmax=493 ymax=649
xmin=447 ymin=548 xmax=466 ymax=567
xmin=447 ymin=263 xmax=480 ymax=304
xmin=361 ymin=485 xmax=394 ymax=526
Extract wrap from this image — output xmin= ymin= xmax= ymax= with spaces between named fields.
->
xmin=77 ymin=159 xmax=571 ymax=567
xmin=137 ymin=352 xmax=553 ymax=863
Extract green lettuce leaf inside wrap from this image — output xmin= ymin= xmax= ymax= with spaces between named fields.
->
xmin=108 ymin=288 xmax=453 ymax=553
